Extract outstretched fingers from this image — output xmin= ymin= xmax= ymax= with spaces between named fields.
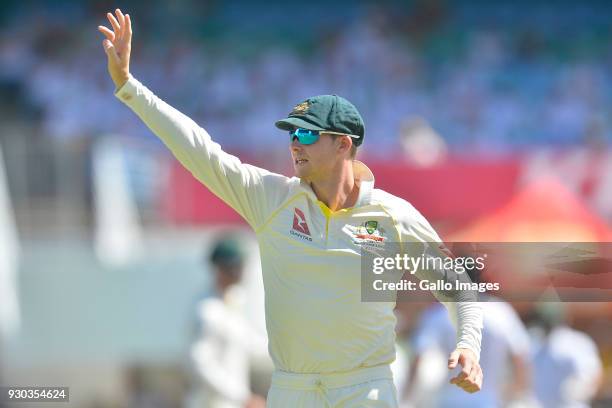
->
xmin=97 ymin=25 xmax=115 ymax=42
xmin=125 ymin=14 xmax=132 ymax=42
xmin=106 ymin=12 xmax=121 ymax=38
xmin=115 ymin=8 xmax=125 ymax=28
xmin=115 ymin=9 xmax=126 ymax=40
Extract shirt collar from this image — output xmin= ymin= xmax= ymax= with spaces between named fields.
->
xmin=353 ymin=160 xmax=374 ymax=207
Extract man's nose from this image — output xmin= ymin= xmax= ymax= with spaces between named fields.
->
xmin=290 ymin=137 xmax=303 ymax=151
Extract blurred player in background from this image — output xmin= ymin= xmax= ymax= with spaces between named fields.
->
xmin=98 ymin=9 xmax=483 ymax=407
xmin=402 ymin=254 xmax=534 ymax=408
xmin=530 ymin=303 xmax=603 ymax=408
xmin=187 ymin=236 xmax=266 ymax=408
xmin=403 ymin=298 xmax=533 ymax=408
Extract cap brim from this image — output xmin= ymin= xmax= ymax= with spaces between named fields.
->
xmin=275 ymin=117 xmax=326 ymax=132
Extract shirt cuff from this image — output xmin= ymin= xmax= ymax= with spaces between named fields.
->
xmin=114 ymin=74 xmax=140 ymax=103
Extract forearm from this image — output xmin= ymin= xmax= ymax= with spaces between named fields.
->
xmin=115 ymin=75 xmax=219 ymax=165
xmin=443 ymin=301 xmax=483 ymax=359
xmin=114 ymin=75 xmax=281 ymax=228
xmin=417 ymin=246 xmax=483 ymax=358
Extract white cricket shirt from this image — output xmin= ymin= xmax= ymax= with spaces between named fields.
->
xmin=116 ymin=76 xmax=483 ymax=374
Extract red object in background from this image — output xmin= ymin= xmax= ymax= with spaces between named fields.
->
xmin=368 ymin=158 xmax=521 ymax=223
xmin=448 ymin=177 xmax=611 ymax=242
xmin=162 ymin=157 xmax=522 ymax=225
xmin=447 ymin=178 xmax=612 ymax=305
xmin=162 ymin=160 xmax=246 ymax=224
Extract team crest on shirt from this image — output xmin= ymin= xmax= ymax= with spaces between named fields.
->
xmin=365 ymin=220 xmax=378 ymax=234
xmin=344 ymin=220 xmax=387 ymax=249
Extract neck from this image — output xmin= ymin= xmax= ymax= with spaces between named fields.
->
xmin=309 ymin=160 xmax=359 ymax=211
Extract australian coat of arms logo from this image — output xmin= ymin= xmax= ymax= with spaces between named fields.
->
xmin=352 ymin=220 xmax=386 ymax=243
xmin=291 ymin=101 xmax=310 ymax=115
xmin=365 ymin=220 xmax=378 ymax=234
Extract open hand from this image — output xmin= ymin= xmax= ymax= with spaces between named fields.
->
xmin=97 ymin=8 xmax=132 ymax=89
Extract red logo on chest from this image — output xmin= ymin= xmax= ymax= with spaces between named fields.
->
xmin=292 ymin=207 xmax=311 ymax=236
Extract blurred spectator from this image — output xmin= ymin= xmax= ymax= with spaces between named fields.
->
xmin=398 ymin=116 xmax=448 ymax=167
xmin=402 ymin=296 xmax=534 ymax=408
xmin=186 ymin=236 xmax=266 ymax=408
xmin=529 ymin=303 xmax=603 ymax=408
xmin=392 ymin=301 xmax=433 ymax=402
xmin=1 ymin=1 xmax=610 ymax=155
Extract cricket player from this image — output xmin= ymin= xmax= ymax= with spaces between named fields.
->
xmin=405 ymin=297 xmax=532 ymax=407
xmin=98 ymin=9 xmax=483 ymax=407
xmin=531 ymin=304 xmax=603 ymax=408
xmin=188 ymin=237 xmax=267 ymax=408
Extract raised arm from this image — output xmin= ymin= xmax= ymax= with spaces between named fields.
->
xmin=97 ymin=10 xmax=293 ymax=229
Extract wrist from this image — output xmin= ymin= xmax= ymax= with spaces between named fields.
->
xmin=456 ymin=346 xmax=479 ymax=361
xmin=114 ymin=74 xmax=129 ymax=89
xmin=115 ymin=77 xmax=129 ymax=89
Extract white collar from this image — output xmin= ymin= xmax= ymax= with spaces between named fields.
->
xmin=352 ymin=160 xmax=374 ymax=207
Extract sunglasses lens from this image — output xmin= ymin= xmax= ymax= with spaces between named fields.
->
xmin=289 ymin=129 xmax=320 ymax=145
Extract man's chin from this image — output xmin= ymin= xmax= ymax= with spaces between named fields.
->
xmin=293 ymin=166 xmax=308 ymax=179
xmin=295 ymin=171 xmax=312 ymax=182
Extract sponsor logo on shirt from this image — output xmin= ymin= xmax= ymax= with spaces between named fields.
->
xmin=290 ymin=207 xmax=312 ymax=241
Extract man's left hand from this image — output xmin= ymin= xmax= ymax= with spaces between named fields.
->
xmin=448 ymin=348 xmax=483 ymax=393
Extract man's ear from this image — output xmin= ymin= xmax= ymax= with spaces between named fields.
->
xmin=338 ymin=135 xmax=353 ymax=156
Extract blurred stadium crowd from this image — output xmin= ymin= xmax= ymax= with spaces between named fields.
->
xmin=0 ymin=1 xmax=611 ymax=407
xmin=1 ymin=0 xmax=610 ymax=155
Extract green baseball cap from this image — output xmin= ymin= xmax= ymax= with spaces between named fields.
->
xmin=275 ymin=95 xmax=365 ymax=146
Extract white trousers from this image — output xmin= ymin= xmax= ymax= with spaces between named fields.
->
xmin=267 ymin=364 xmax=399 ymax=408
